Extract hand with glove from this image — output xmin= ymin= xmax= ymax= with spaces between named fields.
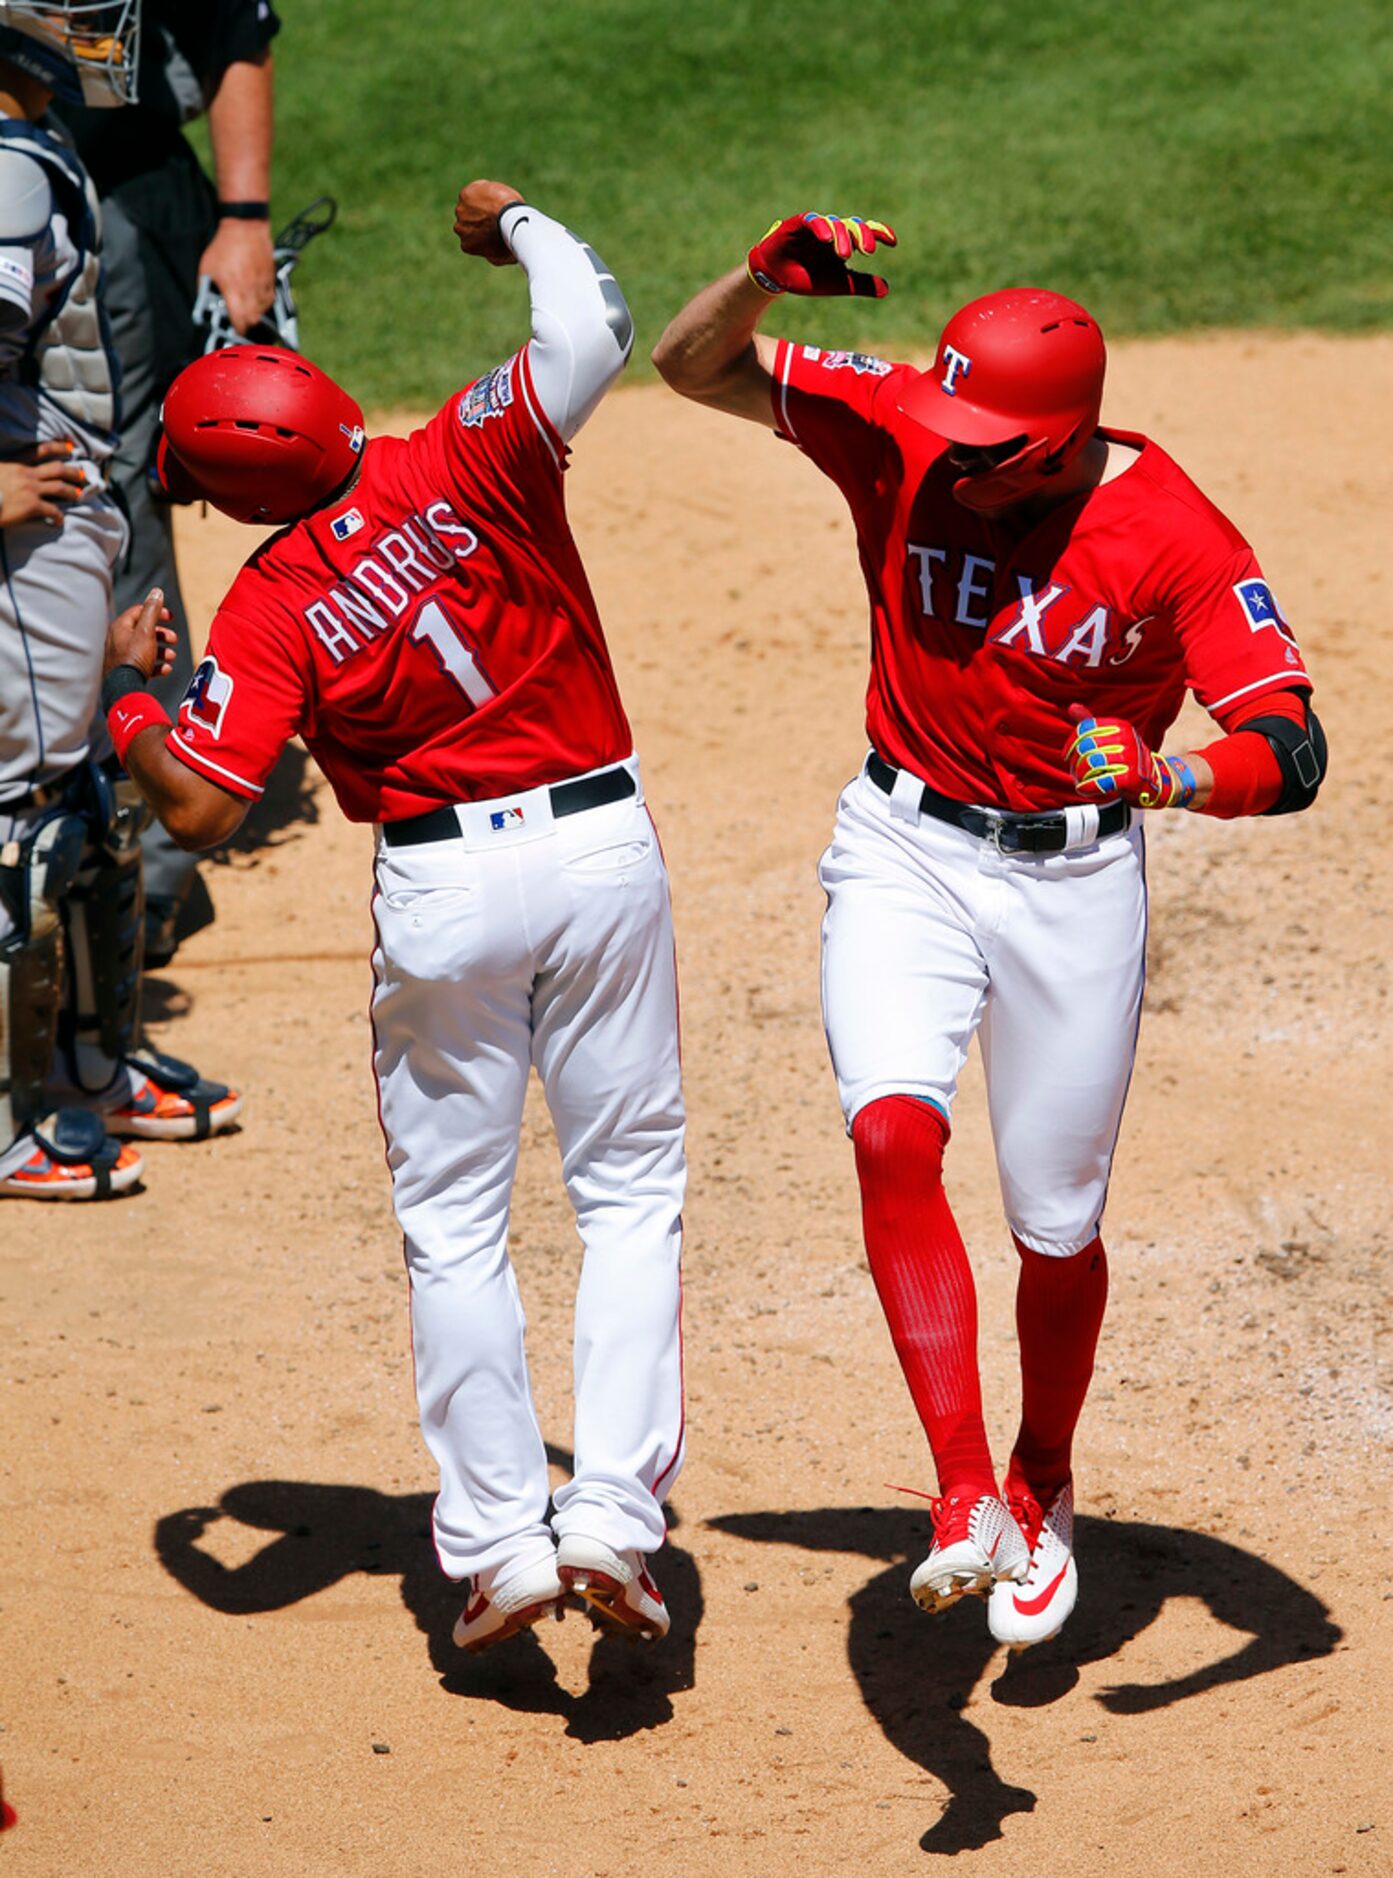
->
xmin=746 ymin=212 xmax=896 ymax=298
xmin=1065 ymin=705 xmax=1199 ymax=810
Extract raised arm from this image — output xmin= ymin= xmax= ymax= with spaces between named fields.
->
xmin=453 ymin=180 xmax=633 ymax=442
xmin=652 ymin=212 xmax=896 ymax=426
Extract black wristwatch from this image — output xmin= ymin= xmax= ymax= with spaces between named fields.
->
xmin=217 ymin=200 xmax=271 ymax=221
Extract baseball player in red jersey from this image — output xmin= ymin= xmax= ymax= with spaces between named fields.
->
xmin=100 ymin=181 xmax=685 ymax=1651
xmin=655 ymin=213 xmax=1325 ymax=1649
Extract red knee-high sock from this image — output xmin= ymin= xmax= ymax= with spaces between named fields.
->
xmin=1009 ymin=1232 xmax=1109 ymax=1496
xmin=852 ymin=1096 xmax=996 ymax=1501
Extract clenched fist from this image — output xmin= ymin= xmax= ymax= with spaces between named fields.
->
xmin=746 ymin=211 xmax=896 ymax=298
xmin=454 ymin=180 xmax=526 ymax=264
xmin=1065 ymin=705 xmax=1197 ymax=810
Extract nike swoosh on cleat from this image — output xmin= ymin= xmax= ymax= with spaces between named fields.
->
xmin=1013 ymin=1561 xmax=1070 ymax=1616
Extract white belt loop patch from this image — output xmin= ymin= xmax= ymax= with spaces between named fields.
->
xmin=889 ymin=766 xmax=923 ymax=825
xmin=1063 ymin=804 xmax=1100 ymax=849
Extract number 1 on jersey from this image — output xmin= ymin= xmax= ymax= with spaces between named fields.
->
xmin=410 ymin=597 xmax=497 ymax=709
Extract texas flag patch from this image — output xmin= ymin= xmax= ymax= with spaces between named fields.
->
xmin=180 ymin=656 xmax=233 ymax=739
xmin=1234 ymin=578 xmax=1286 ymax=631
xmin=330 ymin=508 xmax=364 ymax=542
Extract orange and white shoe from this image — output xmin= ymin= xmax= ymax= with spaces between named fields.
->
xmin=105 ymin=1049 xmax=242 ymax=1142
xmin=0 ymin=1111 xmax=142 ymax=1201
xmin=989 ymin=1476 xmax=1077 ymax=1650
xmin=557 ymin=1535 xmax=670 ymax=1640
xmin=910 ymin=1491 xmax=1030 ymax=1613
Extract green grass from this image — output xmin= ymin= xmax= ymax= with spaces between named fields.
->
xmin=205 ymin=0 xmax=1393 ymax=405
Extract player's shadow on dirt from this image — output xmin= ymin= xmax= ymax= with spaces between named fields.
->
xmin=154 ymin=1450 xmax=699 ymax=1743
xmin=711 ymin=1506 xmax=1340 ymax=1857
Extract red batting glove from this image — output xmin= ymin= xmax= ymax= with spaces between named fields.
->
xmin=1065 ymin=704 xmax=1197 ymax=810
xmin=746 ymin=212 xmax=896 ymax=298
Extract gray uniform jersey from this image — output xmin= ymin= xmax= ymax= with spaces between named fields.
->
xmin=0 ymin=113 xmax=127 ymax=808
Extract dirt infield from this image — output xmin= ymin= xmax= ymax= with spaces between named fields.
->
xmin=2 ymin=335 xmax=1390 ymax=1875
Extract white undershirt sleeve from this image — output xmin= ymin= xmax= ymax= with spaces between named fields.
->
xmin=498 ymin=202 xmax=633 ymax=442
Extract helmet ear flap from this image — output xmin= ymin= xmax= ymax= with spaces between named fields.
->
xmin=153 ymin=431 xmax=201 ymax=505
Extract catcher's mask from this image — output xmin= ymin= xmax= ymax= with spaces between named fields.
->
xmin=0 ymin=1 xmax=141 ymax=108
xmin=899 ymin=288 xmax=1106 ymax=512
xmin=156 ymin=346 xmax=366 ymax=527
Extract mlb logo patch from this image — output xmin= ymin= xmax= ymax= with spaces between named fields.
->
xmin=180 ymin=656 xmax=233 ymax=739
xmin=489 ymin=806 xmax=525 ymax=831
xmin=330 ymin=508 xmax=364 ymax=542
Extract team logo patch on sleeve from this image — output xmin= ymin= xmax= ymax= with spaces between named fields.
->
xmin=1234 ymin=577 xmax=1298 ymax=646
xmin=458 ymin=359 xmax=516 ymax=429
xmin=820 ymin=350 xmax=893 ymax=376
xmin=180 ymin=656 xmax=234 ymax=740
xmin=1235 ymin=578 xmax=1285 ymax=629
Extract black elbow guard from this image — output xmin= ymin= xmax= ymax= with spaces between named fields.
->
xmin=1247 ymin=701 xmax=1327 ymax=815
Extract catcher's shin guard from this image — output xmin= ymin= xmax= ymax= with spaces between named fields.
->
xmin=1 ymin=805 xmax=86 ymax=1143
xmin=58 ymin=766 xmax=146 ymax=1093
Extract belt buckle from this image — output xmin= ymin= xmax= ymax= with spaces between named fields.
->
xmin=982 ymin=811 xmax=1011 ymax=853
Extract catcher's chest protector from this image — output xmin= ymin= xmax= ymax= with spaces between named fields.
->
xmin=0 ymin=118 xmax=117 ymax=438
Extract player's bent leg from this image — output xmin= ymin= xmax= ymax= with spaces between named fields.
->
xmin=853 ymin=1096 xmax=1029 ymax=1612
xmin=978 ymin=829 xmax=1141 ymax=1648
xmin=533 ymin=791 xmax=686 ymax=1613
xmin=371 ymin=845 xmax=555 ymax=1593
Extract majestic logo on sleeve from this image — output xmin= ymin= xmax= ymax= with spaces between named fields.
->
xmin=939 ymin=346 xmax=972 ymax=395
xmin=180 ymin=656 xmax=233 ymax=739
xmin=458 ymin=360 xmax=516 ymax=429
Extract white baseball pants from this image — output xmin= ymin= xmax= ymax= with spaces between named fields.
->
xmin=819 ymin=764 xmax=1147 ymax=1256
xmin=370 ymin=758 xmax=686 ymax=1587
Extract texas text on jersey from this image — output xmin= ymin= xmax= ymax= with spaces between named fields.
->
xmin=169 ymin=346 xmax=632 ymax=820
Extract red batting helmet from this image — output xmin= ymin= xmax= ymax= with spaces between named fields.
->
xmin=156 ymin=346 xmax=366 ymax=526
xmin=899 ymin=288 xmax=1106 ymax=512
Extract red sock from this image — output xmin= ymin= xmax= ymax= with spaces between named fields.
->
xmin=1009 ymin=1232 xmax=1108 ymax=1496
xmin=852 ymin=1096 xmax=996 ymax=1501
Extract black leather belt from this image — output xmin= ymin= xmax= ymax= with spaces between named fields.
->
xmin=866 ymin=753 xmax=1129 ymax=854
xmin=381 ymin=766 xmax=636 ymax=848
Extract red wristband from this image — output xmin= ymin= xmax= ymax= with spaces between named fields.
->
xmin=107 ymin=692 xmax=171 ymax=767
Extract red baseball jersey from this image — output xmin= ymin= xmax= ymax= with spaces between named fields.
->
xmin=168 ymin=347 xmax=632 ymax=820
xmin=771 ymin=340 xmax=1312 ymax=810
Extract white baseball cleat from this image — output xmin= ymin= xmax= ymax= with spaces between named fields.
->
xmin=910 ymin=1491 xmax=1030 ymax=1613
xmin=451 ymin=1555 xmax=564 ymax=1655
xmin=556 ymin=1534 xmax=670 ymax=1640
xmin=989 ymin=1477 xmax=1077 ymax=1651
